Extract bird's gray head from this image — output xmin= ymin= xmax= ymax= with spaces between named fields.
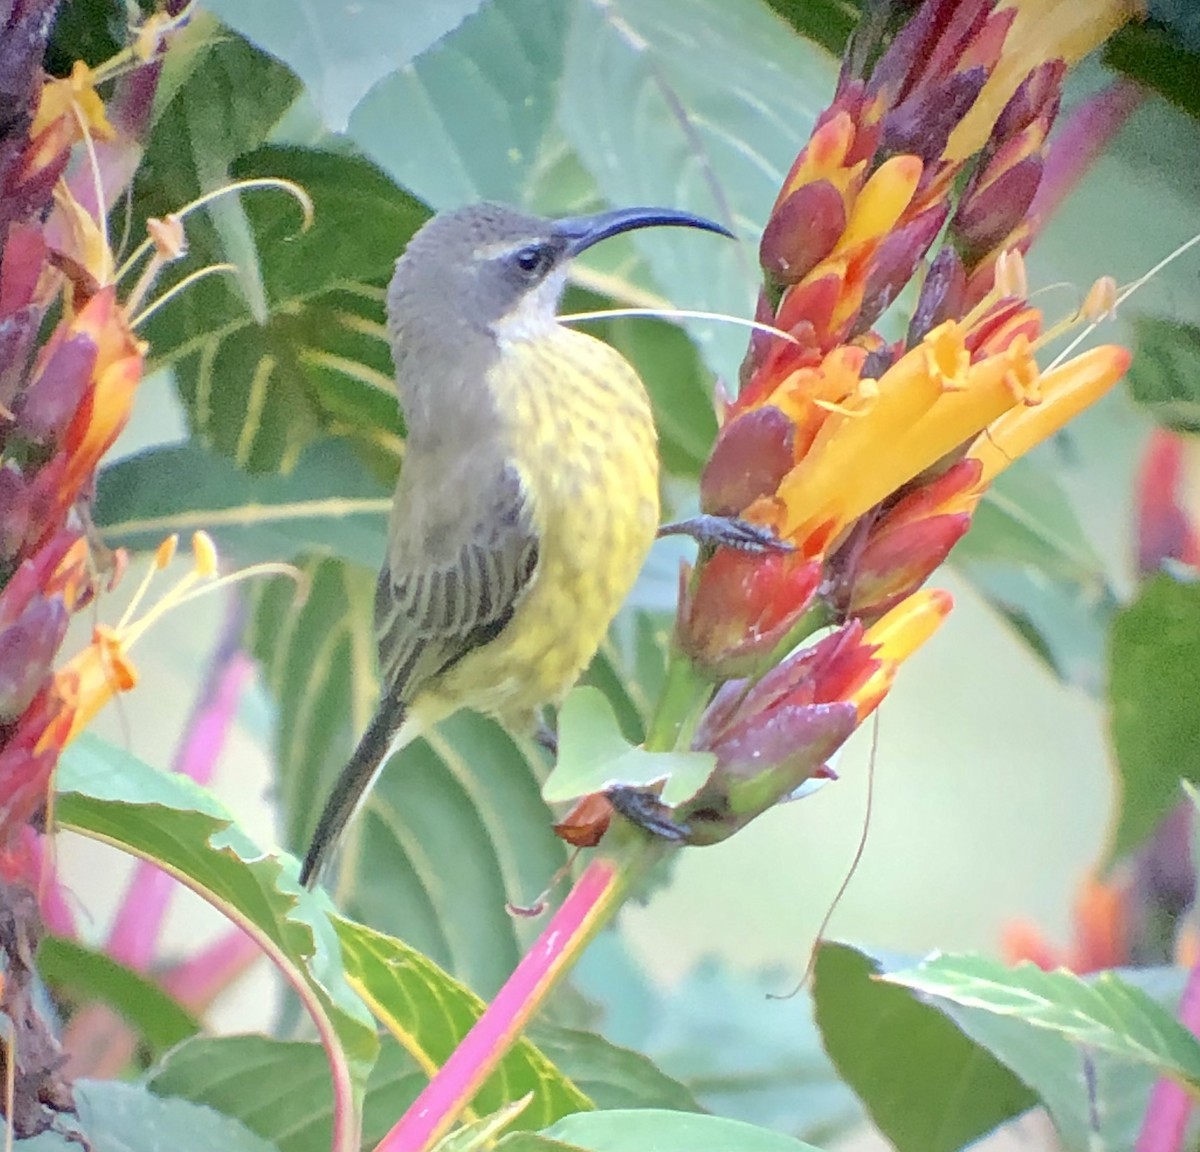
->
xmin=386 ymin=201 xmax=733 ymax=351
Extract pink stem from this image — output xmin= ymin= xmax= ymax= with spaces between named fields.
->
xmin=106 ymin=597 xmax=251 ymax=971
xmin=26 ymin=827 xmax=77 ymax=938
xmin=376 ymin=853 xmax=638 ymax=1152
xmin=1032 ymin=78 xmax=1144 ymax=228
xmin=1135 ymin=955 xmax=1200 ymax=1152
xmin=159 ymin=927 xmax=261 ymax=1012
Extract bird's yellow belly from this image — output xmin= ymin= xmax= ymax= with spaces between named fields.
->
xmin=429 ymin=329 xmax=659 ymax=729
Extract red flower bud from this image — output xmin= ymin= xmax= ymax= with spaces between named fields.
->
xmin=677 ymin=549 xmax=821 ymax=678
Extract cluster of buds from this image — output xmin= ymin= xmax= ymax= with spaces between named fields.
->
xmin=659 ymin=0 xmax=1135 ymax=845
xmin=0 ymin=0 xmax=149 ymax=869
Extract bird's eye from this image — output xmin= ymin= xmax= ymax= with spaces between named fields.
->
xmin=513 ymin=244 xmax=549 ymax=275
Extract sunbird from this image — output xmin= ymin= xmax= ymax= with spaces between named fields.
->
xmin=299 ymin=202 xmax=733 ymax=887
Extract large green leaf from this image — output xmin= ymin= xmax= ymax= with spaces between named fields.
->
xmin=816 ymin=946 xmax=1181 ymax=1152
xmin=148 ymin=1016 xmax=695 ymax=1152
xmin=884 ymin=953 xmax=1200 ymax=1090
xmin=348 ymin=0 xmax=573 ymax=212
xmin=36 ymin=936 xmax=200 ymax=1057
xmin=335 ymin=916 xmax=591 ymax=1130
xmin=133 ymin=24 xmax=301 ymax=330
xmin=1107 ymin=573 xmax=1200 ymax=860
xmin=249 ymin=557 xmax=566 ymax=997
xmin=201 ymin=0 xmax=486 ymax=132
xmin=537 ymin=1110 xmax=824 ymax=1152
xmin=1125 ymin=316 xmax=1200 ymax=433
xmin=812 ymin=944 xmax=1036 ymax=1152
xmin=140 ymin=134 xmax=426 ymax=474
xmin=149 ymin=1035 xmax=424 ymax=1152
xmin=559 ymin=0 xmax=836 ymax=377
xmin=249 ymin=556 xmax=379 ymax=855
xmin=95 ymin=439 xmax=389 ymax=567
xmin=573 ymin=936 xmax=859 ymax=1144
xmin=931 ymin=968 xmax=1185 ymax=1152
xmin=950 ymin=456 xmax=1116 ymax=690
xmin=53 ymin=735 xmax=379 ymax=1119
xmin=18 ymin=1080 xmax=280 ymax=1152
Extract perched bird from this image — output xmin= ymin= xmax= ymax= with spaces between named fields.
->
xmin=299 ymin=201 xmax=732 ymax=888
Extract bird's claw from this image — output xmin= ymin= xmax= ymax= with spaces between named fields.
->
xmin=535 ymin=718 xmax=558 ymax=756
xmin=657 ymin=514 xmax=793 ymax=554
xmin=607 ymin=786 xmax=691 ymax=842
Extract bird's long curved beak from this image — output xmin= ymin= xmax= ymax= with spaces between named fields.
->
xmin=555 ymin=206 xmax=734 ymax=256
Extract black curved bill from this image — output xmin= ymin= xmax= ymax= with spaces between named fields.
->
xmin=554 ymin=206 xmax=734 ymax=256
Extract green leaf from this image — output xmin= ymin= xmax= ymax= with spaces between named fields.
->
xmin=929 ymin=967 xmax=1186 ymax=1152
xmin=54 ymin=735 xmax=379 ymax=1106
xmin=149 ymin=1035 xmax=426 ymax=1152
xmin=36 ymin=936 xmax=200 ymax=1056
xmin=248 ymin=556 xmax=378 ymax=854
xmin=544 ymin=686 xmax=714 ymax=806
xmin=525 ymin=1022 xmax=700 ymax=1115
xmin=348 ymin=0 xmax=573 ymax=212
xmin=1108 ymin=574 xmax=1200 ymax=860
xmin=760 ymin=0 xmax=857 ymax=55
xmin=559 ymin=0 xmax=837 ymax=376
xmin=148 ymin=1018 xmax=695 ymax=1152
xmin=951 ymin=457 xmax=1116 ymax=690
xmin=959 ymin=563 xmax=1114 ymax=693
xmin=1107 ymin=21 xmax=1200 ymax=121
xmin=539 ymin=1109 xmax=824 ymax=1152
xmin=250 ymin=557 xmax=567 ymax=997
xmin=18 ymin=1079 xmax=281 ymax=1152
xmin=336 ymin=916 xmax=591 ymax=1130
xmin=812 ymin=943 xmax=1036 ymax=1152
xmin=95 ymin=439 xmax=389 ymax=567
xmin=433 ymin=1099 xmax=535 ymax=1152
xmin=574 ymin=938 xmax=859 ymax=1143
xmin=201 ymin=0 xmax=486 ymax=132
xmin=957 ymin=460 xmax=1106 ymax=582
xmin=142 ymin=143 xmax=426 ymax=474
xmin=1125 ymin=316 xmax=1200 ymax=432
xmin=134 ymin=23 xmax=301 ymax=326
xmin=883 ymin=953 xmax=1200 ymax=1091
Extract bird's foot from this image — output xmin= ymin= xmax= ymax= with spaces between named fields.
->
xmin=607 ymin=786 xmax=691 ymax=842
xmin=535 ymin=718 xmax=558 ymax=757
xmin=658 ymin=514 xmax=793 ymax=554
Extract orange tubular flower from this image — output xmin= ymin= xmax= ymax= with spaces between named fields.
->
xmin=662 ymin=0 xmax=1135 ymax=846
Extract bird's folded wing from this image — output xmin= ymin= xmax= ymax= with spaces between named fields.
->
xmin=374 ymin=461 xmax=540 ymax=700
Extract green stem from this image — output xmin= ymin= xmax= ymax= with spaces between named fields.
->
xmin=644 ymin=649 xmax=711 ymax=752
xmin=767 ymin=597 xmax=837 ymax=668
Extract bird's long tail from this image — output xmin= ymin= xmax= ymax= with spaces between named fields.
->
xmin=299 ymin=696 xmax=407 ymax=888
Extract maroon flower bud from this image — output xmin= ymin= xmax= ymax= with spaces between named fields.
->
xmin=701 ymin=406 xmax=795 ymax=517
xmin=879 ymin=67 xmax=988 ymax=168
xmin=681 ymin=700 xmax=857 ymax=845
xmin=991 ymin=60 xmax=1065 ymax=144
xmin=759 ymin=180 xmax=847 ymax=287
xmin=952 ymin=152 xmax=1043 ymax=261
xmin=908 ymin=246 xmax=966 ymax=346
xmin=856 ymin=200 xmax=949 ymax=334
xmin=16 ymin=333 xmax=96 ymax=443
xmin=0 ymin=596 xmax=68 ymax=721
xmin=0 ymin=464 xmax=30 ymax=564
